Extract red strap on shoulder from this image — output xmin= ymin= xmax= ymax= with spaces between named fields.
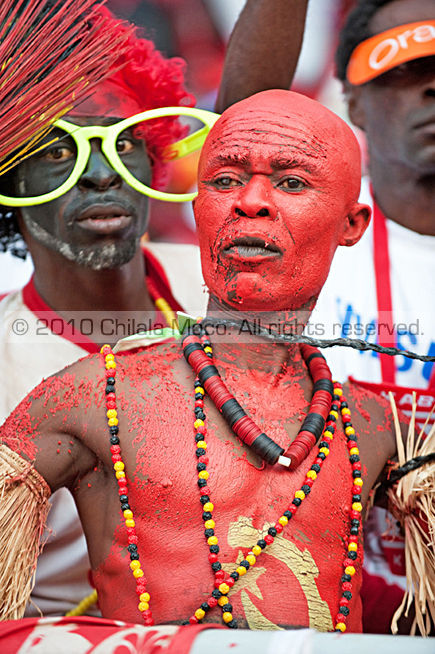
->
xmin=22 ymin=276 xmax=99 ymax=354
xmin=143 ymin=246 xmax=183 ymax=313
xmin=373 ymin=201 xmax=396 ymax=385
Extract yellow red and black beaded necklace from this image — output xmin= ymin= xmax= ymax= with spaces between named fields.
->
xmin=100 ymin=323 xmax=363 ymax=632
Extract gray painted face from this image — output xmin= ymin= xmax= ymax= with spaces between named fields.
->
xmin=20 ymin=213 xmax=141 ymax=270
xmin=15 ymin=115 xmax=151 ymax=269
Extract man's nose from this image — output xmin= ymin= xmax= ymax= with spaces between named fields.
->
xmin=232 ymin=176 xmax=277 ymax=220
xmin=78 ymin=147 xmax=122 ymax=192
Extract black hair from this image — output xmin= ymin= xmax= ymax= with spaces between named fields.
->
xmin=0 ymin=170 xmax=27 ymax=259
xmin=336 ymin=0 xmax=395 ymax=81
xmin=0 ymin=209 xmax=27 ymax=259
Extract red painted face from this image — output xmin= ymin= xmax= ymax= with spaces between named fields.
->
xmin=194 ymin=90 xmax=367 ymax=312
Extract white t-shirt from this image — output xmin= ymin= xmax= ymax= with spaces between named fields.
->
xmin=311 ymin=178 xmax=435 ymax=390
xmin=311 ymin=178 xmax=435 ymax=593
xmin=0 ymin=250 xmax=33 ymax=295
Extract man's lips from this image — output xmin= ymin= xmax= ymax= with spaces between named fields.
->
xmin=75 ymin=204 xmax=134 ymax=234
xmin=221 ymin=236 xmax=282 ymax=260
xmin=413 ymin=112 xmax=435 ymax=132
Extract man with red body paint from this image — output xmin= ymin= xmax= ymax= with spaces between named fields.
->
xmin=3 ymin=89 xmax=429 ymax=634
xmin=0 ymin=1 xmax=310 ymax=617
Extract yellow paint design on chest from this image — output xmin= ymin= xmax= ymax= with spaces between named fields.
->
xmin=221 ymin=516 xmax=333 ymax=631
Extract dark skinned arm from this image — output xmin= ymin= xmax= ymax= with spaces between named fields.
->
xmin=0 ymin=358 xmax=100 ymax=619
xmin=215 ymin=0 xmax=309 ymax=113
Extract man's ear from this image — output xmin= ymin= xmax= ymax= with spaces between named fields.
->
xmin=344 ymin=82 xmax=366 ymax=132
xmin=339 ymin=203 xmax=371 ymax=247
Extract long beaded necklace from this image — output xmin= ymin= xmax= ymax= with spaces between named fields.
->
xmin=101 ymin=346 xmax=154 ymax=626
xmin=62 ymin=287 xmax=176 ymax=619
xmin=100 ymin=332 xmax=363 ymax=632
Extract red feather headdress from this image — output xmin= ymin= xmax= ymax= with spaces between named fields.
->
xmin=0 ymin=0 xmax=133 ymax=174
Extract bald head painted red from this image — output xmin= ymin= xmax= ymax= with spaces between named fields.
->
xmin=199 ymin=90 xmax=363 ymax=208
xmin=194 ymin=90 xmax=370 ymax=312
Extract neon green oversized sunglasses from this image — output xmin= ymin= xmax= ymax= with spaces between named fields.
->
xmin=0 ymin=106 xmax=219 ymax=207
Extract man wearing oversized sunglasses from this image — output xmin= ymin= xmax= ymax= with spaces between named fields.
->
xmin=0 ymin=20 xmax=205 ymax=618
xmin=0 ymin=107 xmax=217 ymax=272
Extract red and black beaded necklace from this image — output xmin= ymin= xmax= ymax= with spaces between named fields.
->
xmin=182 ymin=328 xmax=334 ymax=469
xmin=100 ymin=328 xmax=364 ymax=632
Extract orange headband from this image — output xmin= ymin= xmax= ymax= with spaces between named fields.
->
xmin=347 ymin=20 xmax=435 ymax=85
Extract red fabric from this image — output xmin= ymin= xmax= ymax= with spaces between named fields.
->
xmin=349 ymin=376 xmax=435 ymax=436
xmin=0 ymin=616 xmax=223 ymax=653
xmin=20 ymin=247 xmax=184 ymax=353
xmin=22 ymin=276 xmax=99 ymax=354
xmin=360 ymin=569 xmax=405 ymax=634
xmin=372 ymin=201 xmax=396 ymax=385
xmin=166 ymin=623 xmax=225 ymax=654
xmin=372 ymin=197 xmax=434 ymax=389
xmin=143 ymin=247 xmax=183 ymax=316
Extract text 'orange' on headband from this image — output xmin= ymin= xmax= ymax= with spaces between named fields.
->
xmin=347 ymin=20 xmax=435 ymax=85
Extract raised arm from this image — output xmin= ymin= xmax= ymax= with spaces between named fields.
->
xmin=215 ymin=0 xmax=309 ymax=113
